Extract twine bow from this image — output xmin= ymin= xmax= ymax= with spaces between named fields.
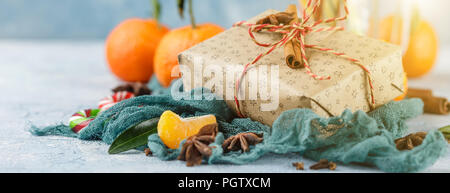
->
xmin=232 ymin=0 xmax=375 ymax=118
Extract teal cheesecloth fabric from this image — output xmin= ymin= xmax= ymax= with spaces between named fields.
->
xmin=30 ymin=77 xmax=448 ymax=172
xmin=30 ymin=78 xmax=267 ymax=143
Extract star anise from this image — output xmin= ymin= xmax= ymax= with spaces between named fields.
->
xmin=222 ymin=132 xmax=263 ymax=153
xmin=144 ymin=148 xmax=152 ymax=156
xmin=292 ymin=162 xmax=304 ymax=170
xmin=177 ymin=123 xmax=218 ymax=167
xmin=112 ymin=82 xmax=151 ymax=96
xmin=395 ymin=132 xmax=427 ymax=151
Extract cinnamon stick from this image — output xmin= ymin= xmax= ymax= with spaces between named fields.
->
xmin=284 ymin=4 xmax=304 ymax=69
xmin=407 ymin=88 xmax=450 ymax=115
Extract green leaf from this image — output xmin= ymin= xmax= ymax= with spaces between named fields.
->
xmin=439 ymin=125 xmax=450 ymax=133
xmin=439 ymin=125 xmax=450 ymax=141
xmin=151 ymin=0 xmax=161 ymax=22
xmin=108 ymin=118 xmax=159 ymax=154
xmin=177 ymin=0 xmax=185 ymax=19
xmin=440 ymin=125 xmax=450 ymax=132
xmin=188 ymin=0 xmax=196 ymax=29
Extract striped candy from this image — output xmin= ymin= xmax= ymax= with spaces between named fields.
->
xmin=98 ymin=91 xmax=135 ymax=112
xmin=69 ymin=109 xmax=100 ymax=133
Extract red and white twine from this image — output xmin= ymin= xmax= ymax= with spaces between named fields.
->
xmin=232 ymin=0 xmax=375 ymax=118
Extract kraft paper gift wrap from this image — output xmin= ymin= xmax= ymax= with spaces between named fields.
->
xmin=179 ymin=9 xmax=405 ymax=126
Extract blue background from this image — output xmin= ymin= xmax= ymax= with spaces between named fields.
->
xmin=0 ymin=0 xmax=296 ymax=39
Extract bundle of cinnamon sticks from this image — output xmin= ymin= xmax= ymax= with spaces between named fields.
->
xmin=255 ymin=5 xmax=304 ymax=69
xmin=407 ymin=88 xmax=450 ymax=115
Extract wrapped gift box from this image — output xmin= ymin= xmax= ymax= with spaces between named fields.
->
xmin=179 ymin=9 xmax=405 ymax=126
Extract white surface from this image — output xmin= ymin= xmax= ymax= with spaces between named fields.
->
xmin=0 ymin=40 xmax=448 ymax=173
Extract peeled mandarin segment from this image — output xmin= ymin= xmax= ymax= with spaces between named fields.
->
xmin=157 ymin=111 xmax=183 ymax=149
xmin=157 ymin=111 xmax=217 ymax=149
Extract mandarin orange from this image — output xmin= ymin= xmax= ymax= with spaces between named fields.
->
xmin=378 ymin=15 xmax=404 ymax=45
xmin=106 ymin=18 xmax=169 ymax=83
xmin=402 ymin=20 xmax=438 ymax=78
xmin=378 ymin=15 xmax=438 ymax=78
xmin=153 ymin=23 xmax=224 ymax=87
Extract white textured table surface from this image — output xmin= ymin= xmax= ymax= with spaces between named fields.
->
xmin=0 ymin=40 xmax=449 ymax=173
